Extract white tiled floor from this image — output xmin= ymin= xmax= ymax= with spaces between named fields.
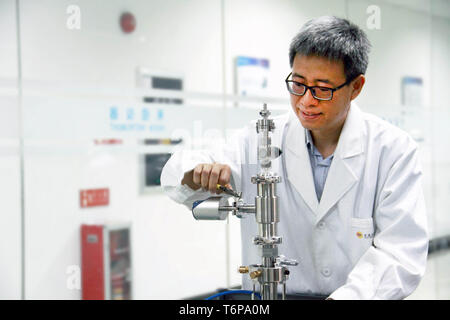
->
xmin=406 ymin=251 xmax=450 ymax=300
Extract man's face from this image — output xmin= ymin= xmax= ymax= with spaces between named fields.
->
xmin=289 ymin=54 xmax=363 ymax=135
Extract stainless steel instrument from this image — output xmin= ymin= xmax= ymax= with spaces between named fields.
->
xmin=191 ymin=103 xmax=298 ymax=300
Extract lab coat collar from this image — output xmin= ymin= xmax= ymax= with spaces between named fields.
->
xmin=285 ymin=103 xmax=365 ymax=223
xmin=333 ymin=103 xmax=365 ymax=159
xmin=285 ymin=112 xmax=320 ymax=214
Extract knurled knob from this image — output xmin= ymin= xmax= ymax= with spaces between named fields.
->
xmin=238 ymin=266 xmax=249 ymax=274
xmin=250 ymin=270 xmax=262 ymax=279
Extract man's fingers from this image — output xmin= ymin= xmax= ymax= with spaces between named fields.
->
xmin=218 ymin=166 xmax=231 ymax=187
xmin=200 ymin=164 xmax=212 ymax=190
xmin=209 ymin=165 xmax=222 ymax=194
xmin=215 ymin=165 xmax=232 ymax=194
xmin=192 ymin=164 xmax=203 ymax=186
xmin=192 ymin=163 xmax=232 ymax=194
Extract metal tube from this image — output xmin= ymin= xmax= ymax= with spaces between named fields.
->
xmin=262 ymin=256 xmax=275 ymax=267
xmin=218 ymin=206 xmax=234 ymax=211
xmin=252 ymin=283 xmax=256 ymax=300
xmin=256 ymin=183 xmax=279 ymax=225
xmin=237 ymin=204 xmax=256 ymax=213
xmin=258 ymin=223 xmax=276 ymax=239
xmin=218 ymin=204 xmax=255 ymax=213
xmin=263 ymin=283 xmax=277 ymax=300
xmin=260 ymin=282 xmax=264 ymax=299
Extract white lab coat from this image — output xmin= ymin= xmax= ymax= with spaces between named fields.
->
xmin=160 ymin=103 xmax=428 ymax=299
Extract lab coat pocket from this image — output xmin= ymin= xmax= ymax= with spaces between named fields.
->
xmin=349 ymin=218 xmax=374 ymax=263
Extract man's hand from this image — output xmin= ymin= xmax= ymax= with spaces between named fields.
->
xmin=181 ymin=163 xmax=232 ymax=194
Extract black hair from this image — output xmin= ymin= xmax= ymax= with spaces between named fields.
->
xmin=289 ymin=16 xmax=371 ymax=81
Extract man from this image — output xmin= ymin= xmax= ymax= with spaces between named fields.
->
xmin=161 ymin=16 xmax=428 ymax=299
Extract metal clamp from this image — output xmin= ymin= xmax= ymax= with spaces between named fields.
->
xmin=253 ymin=235 xmax=282 ymax=245
xmin=275 ymin=255 xmax=299 ymax=267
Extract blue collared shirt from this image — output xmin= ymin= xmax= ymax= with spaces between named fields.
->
xmin=305 ymin=129 xmax=334 ymax=202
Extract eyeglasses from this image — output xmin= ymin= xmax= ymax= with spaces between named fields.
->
xmin=285 ymin=72 xmax=351 ymax=101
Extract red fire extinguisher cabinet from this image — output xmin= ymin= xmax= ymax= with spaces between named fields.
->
xmin=81 ymin=224 xmax=132 ymax=300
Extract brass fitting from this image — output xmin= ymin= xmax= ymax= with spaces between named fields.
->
xmin=238 ymin=266 xmax=249 ymax=274
xmin=250 ymin=270 xmax=262 ymax=279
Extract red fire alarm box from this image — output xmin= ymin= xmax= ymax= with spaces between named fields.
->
xmin=81 ymin=224 xmax=132 ymax=300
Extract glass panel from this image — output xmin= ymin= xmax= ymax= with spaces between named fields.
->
xmin=19 ymin=0 xmax=226 ymax=299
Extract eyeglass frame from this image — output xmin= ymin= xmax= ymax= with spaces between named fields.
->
xmin=285 ymin=72 xmax=354 ymax=101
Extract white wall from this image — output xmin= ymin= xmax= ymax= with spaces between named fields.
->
xmin=430 ymin=13 xmax=450 ymax=238
xmin=223 ymin=0 xmax=347 ymax=99
xmin=20 ymin=0 xmax=223 ymax=93
xmin=0 ymin=0 xmax=22 ymax=300
xmin=1 ymin=0 xmax=449 ymax=299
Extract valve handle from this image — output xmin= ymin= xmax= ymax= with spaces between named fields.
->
xmin=276 ymin=255 xmax=298 ymax=266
